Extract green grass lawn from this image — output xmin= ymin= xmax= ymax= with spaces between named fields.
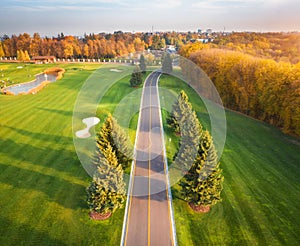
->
xmin=96 ymin=71 xmax=152 ymax=176
xmin=0 ymin=63 xmax=100 ymax=87
xmin=1 ymin=64 xmax=299 ymax=245
xmin=0 ymin=63 xmax=145 ymax=245
xmin=159 ymin=74 xmax=300 ymax=245
xmin=96 ymin=71 xmax=151 ymax=141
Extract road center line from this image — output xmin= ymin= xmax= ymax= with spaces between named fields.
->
xmin=148 ymin=74 xmax=152 ymax=246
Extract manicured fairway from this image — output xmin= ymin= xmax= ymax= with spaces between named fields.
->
xmin=0 ymin=63 xmax=134 ymax=245
xmin=1 ymin=63 xmax=299 ymax=245
xmin=0 ymin=63 xmax=62 ymax=86
xmin=159 ymin=75 xmax=300 ymax=245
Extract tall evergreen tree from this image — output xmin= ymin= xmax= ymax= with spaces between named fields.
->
xmin=168 ymin=90 xmax=191 ymax=133
xmin=180 ymin=131 xmax=224 ymax=211
xmin=96 ymin=114 xmax=133 ymax=170
xmin=139 ymin=54 xmax=147 ymax=73
xmin=130 ymin=66 xmax=143 ymax=87
xmin=173 ymin=108 xmax=202 ymax=172
xmin=168 ymin=89 xmax=223 ymax=212
xmin=169 ymin=90 xmax=202 ymax=172
xmin=87 ymin=145 xmax=126 ymax=215
xmin=162 ymin=52 xmax=173 ymax=74
xmin=111 ymin=117 xmax=133 ymax=169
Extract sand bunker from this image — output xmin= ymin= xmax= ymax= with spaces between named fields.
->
xmin=110 ymin=69 xmax=122 ymax=73
xmin=76 ymin=117 xmax=100 ymax=139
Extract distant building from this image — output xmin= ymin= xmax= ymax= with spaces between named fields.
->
xmin=32 ymin=56 xmax=56 ymax=64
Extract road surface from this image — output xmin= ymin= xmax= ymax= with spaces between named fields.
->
xmin=122 ymin=71 xmax=176 ymax=246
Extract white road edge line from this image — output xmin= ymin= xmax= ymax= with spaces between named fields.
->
xmin=156 ymin=70 xmax=178 ymax=246
xmin=120 ymin=71 xmax=154 ymax=246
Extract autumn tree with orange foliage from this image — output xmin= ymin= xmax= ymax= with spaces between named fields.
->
xmin=180 ymin=46 xmax=300 ymax=136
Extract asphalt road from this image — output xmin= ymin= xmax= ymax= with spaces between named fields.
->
xmin=123 ymin=71 xmax=175 ymax=246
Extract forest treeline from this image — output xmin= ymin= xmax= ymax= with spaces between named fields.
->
xmin=0 ymin=32 xmax=187 ymax=59
xmin=180 ymin=46 xmax=300 ymax=136
xmin=180 ymin=32 xmax=300 ymax=64
xmin=1 ymin=31 xmax=299 ymax=63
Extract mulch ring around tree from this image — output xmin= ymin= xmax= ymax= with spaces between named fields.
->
xmin=189 ymin=203 xmax=211 ymax=213
xmin=89 ymin=211 xmax=112 ymax=220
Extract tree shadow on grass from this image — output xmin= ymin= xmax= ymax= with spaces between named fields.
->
xmin=36 ymin=107 xmax=74 ymax=117
xmin=0 ymin=216 xmax=67 ymax=245
xmin=0 ymin=162 xmax=87 ymax=210
xmin=4 ymin=126 xmax=73 ymax=144
xmin=0 ymin=138 xmax=86 ymax=180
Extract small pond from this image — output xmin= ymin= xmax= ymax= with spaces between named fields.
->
xmin=5 ymin=73 xmax=57 ymax=95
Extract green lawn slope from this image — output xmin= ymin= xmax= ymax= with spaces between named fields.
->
xmin=159 ymin=74 xmax=300 ymax=245
xmin=0 ymin=63 xmax=132 ymax=245
xmin=1 ymin=64 xmax=299 ymax=245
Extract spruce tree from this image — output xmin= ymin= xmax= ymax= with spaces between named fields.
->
xmin=180 ymin=131 xmax=224 ymax=211
xmin=111 ymin=117 xmax=133 ymax=169
xmin=170 ymin=90 xmax=202 ymax=172
xmin=168 ymin=90 xmax=192 ymax=133
xmin=130 ymin=66 xmax=143 ymax=87
xmin=87 ymin=145 xmax=126 ymax=215
xmin=174 ymin=108 xmax=202 ymax=172
xmin=168 ymin=89 xmax=224 ymax=211
xmin=139 ymin=54 xmax=147 ymax=73
xmin=96 ymin=114 xmax=133 ymax=170
xmin=162 ymin=53 xmax=173 ymax=74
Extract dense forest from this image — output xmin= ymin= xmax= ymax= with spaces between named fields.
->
xmin=180 ymin=42 xmax=300 ymax=137
xmin=0 ymin=32 xmax=188 ymax=59
xmin=213 ymin=32 xmax=300 ymax=64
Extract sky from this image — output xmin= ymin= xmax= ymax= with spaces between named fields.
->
xmin=0 ymin=0 xmax=300 ymax=36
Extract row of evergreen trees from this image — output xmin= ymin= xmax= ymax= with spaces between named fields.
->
xmin=87 ymin=53 xmax=174 ymax=216
xmin=168 ymin=90 xmax=224 ymax=211
xmin=129 ymin=53 xmax=173 ymax=87
xmin=87 ymin=57 xmax=213 ymax=219
xmin=86 ymin=114 xmax=132 ymax=218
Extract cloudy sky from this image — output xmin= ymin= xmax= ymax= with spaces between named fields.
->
xmin=1 ymin=0 xmax=300 ymax=36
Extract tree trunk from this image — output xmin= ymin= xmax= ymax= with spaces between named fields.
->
xmin=189 ymin=203 xmax=211 ymax=213
xmin=89 ymin=211 xmax=112 ymax=220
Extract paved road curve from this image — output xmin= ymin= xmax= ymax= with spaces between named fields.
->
xmin=122 ymin=71 xmax=176 ymax=246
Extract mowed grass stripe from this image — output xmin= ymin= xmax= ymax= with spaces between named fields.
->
xmin=1 ymin=65 xmax=93 ymax=123
xmin=1 ymin=157 xmax=86 ymax=187
xmin=159 ymin=74 xmax=300 ymax=245
xmin=0 ymin=64 xmax=131 ymax=245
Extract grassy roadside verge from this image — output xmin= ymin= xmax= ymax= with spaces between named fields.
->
xmin=159 ymin=74 xmax=300 ymax=245
xmin=97 ymin=71 xmax=152 ymax=176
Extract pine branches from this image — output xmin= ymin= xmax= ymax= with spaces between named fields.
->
xmin=168 ymin=89 xmax=224 ymax=211
xmin=87 ymin=114 xmax=132 ymax=218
